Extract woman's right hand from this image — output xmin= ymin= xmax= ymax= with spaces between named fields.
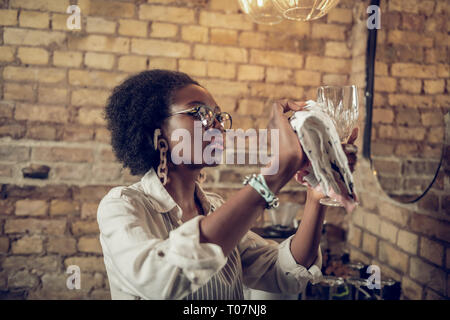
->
xmin=263 ymin=100 xmax=309 ymax=193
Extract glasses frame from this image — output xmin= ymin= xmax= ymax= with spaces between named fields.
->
xmin=169 ymin=104 xmax=232 ymax=130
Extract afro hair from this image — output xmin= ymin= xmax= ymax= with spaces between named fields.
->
xmin=104 ymin=69 xmax=200 ymax=176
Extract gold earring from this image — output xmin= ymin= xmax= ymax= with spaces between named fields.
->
xmin=154 ymin=128 xmax=169 ymax=186
xmin=154 ymin=128 xmax=161 ymax=150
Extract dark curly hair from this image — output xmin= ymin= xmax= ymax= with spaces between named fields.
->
xmin=104 ymin=69 xmax=200 ymax=176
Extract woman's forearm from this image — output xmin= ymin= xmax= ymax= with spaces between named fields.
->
xmin=199 ymin=172 xmax=292 ymax=257
xmin=290 ymin=191 xmax=327 ymax=268
xmin=199 ymin=185 xmax=266 ymax=256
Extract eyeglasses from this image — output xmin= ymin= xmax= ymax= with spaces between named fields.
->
xmin=169 ymin=104 xmax=232 ymax=130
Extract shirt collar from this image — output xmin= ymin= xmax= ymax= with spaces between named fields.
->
xmin=140 ymin=167 xmax=212 ymax=220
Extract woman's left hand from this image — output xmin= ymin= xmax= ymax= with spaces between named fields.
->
xmin=305 ymin=127 xmax=359 ymax=202
xmin=342 ymin=127 xmax=359 ymax=173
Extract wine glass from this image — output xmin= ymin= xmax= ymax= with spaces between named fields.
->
xmin=238 ymin=0 xmax=283 ymax=25
xmin=272 ymin=0 xmax=340 ymax=21
xmin=316 ymin=85 xmax=359 ymax=207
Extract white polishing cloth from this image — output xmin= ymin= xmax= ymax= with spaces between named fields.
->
xmin=289 ymin=100 xmax=358 ymax=213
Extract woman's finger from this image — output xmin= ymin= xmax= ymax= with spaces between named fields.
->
xmin=275 ymin=99 xmax=306 ymax=113
xmin=286 ymin=100 xmax=306 ymax=113
xmin=293 ymin=100 xmax=307 ymax=108
xmin=347 ymin=127 xmax=358 ymax=144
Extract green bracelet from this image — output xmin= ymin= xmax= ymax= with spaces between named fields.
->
xmin=243 ymin=173 xmax=279 ymax=209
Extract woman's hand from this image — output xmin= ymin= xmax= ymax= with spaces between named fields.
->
xmin=342 ymin=127 xmax=359 ymax=173
xmin=306 ymin=127 xmax=359 ymax=202
xmin=263 ymin=100 xmax=309 ymax=193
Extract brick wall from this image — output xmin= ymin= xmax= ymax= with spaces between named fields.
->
xmin=347 ymin=0 xmax=450 ymax=300
xmin=371 ymin=0 xmax=449 ymax=202
xmin=0 ymin=0 xmax=447 ymax=300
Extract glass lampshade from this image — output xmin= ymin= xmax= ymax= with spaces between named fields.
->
xmin=238 ymin=0 xmax=283 ymax=25
xmin=272 ymin=0 xmax=340 ymax=21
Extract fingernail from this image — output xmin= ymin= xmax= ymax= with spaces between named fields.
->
xmin=344 ymin=144 xmax=358 ymax=153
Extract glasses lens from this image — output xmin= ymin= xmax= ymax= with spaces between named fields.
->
xmin=197 ymin=105 xmax=214 ymax=127
xmin=217 ymin=112 xmax=232 ymax=129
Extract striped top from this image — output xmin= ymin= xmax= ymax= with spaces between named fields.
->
xmin=97 ymin=167 xmax=323 ymax=300
xmin=161 ymin=212 xmax=244 ymax=300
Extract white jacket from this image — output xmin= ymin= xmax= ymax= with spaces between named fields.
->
xmin=97 ymin=167 xmax=322 ymax=300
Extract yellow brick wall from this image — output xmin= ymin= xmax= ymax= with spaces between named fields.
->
xmin=347 ymin=0 xmax=450 ymax=300
xmin=0 ymin=0 xmax=448 ymax=300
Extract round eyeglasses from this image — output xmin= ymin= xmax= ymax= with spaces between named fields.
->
xmin=169 ymin=105 xmax=232 ymax=130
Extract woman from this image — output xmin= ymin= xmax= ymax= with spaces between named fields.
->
xmin=98 ymin=69 xmax=358 ymax=300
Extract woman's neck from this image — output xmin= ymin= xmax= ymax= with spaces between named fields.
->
xmin=164 ymin=165 xmax=202 ymax=221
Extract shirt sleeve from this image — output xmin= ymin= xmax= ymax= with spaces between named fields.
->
xmin=97 ymin=192 xmax=227 ymax=300
xmin=238 ymin=230 xmax=323 ymax=295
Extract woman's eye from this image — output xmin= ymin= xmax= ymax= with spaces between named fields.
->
xmin=204 ymin=111 xmax=214 ymax=119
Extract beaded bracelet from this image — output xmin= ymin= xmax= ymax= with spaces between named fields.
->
xmin=243 ymin=173 xmax=279 ymax=209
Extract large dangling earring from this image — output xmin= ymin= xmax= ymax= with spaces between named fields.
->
xmin=197 ymin=169 xmax=207 ymax=184
xmin=154 ymin=128 xmax=169 ymax=186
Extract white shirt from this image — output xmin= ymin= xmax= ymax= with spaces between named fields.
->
xmin=97 ymin=167 xmax=323 ymax=300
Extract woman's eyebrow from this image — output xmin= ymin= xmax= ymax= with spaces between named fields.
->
xmin=186 ymin=100 xmax=222 ymax=112
xmin=186 ymin=100 xmax=208 ymax=106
